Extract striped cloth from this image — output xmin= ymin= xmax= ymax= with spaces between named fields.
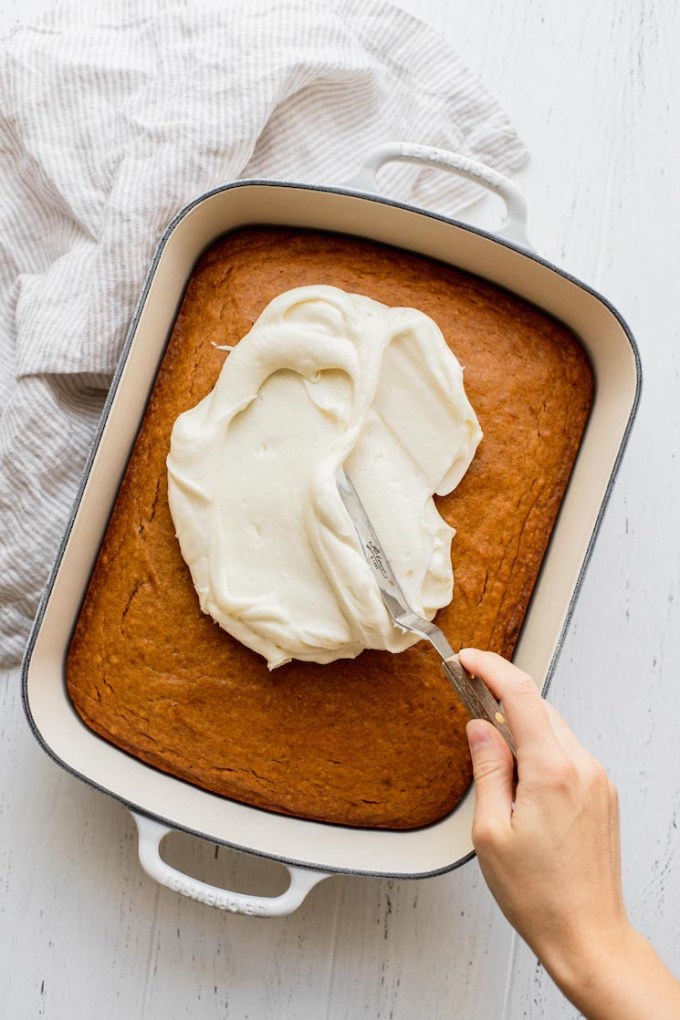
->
xmin=0 ymin=0 xmax=527 ymax=668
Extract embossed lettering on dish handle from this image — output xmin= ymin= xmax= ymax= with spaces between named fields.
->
xmin=131 ymin=812 xmax=330 ymax=918
xmin=343 ymin=140 xmax=532 ymax=250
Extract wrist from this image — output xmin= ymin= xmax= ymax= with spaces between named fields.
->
xmin=546 ymin=922 xmax=640 ymax=999
xmin=541 ymin=922 xmax=680 ymax=1020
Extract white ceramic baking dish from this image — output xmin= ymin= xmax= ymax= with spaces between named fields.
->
xmin=22 ymin=142 xmax=641 ymax=917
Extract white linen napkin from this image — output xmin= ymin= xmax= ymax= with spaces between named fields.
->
xmin=0 ymin=0 xmax=527 ymax=667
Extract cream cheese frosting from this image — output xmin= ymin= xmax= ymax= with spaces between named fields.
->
xmin=167 ymin=285 xmax=482 ymax=669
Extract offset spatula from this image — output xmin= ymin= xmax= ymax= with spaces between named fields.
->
xmin=337 ymin=469 xmax=517 ymax=759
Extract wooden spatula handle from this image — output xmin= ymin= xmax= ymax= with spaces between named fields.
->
xmin=442 ymin=654 xmax=518 ymax=759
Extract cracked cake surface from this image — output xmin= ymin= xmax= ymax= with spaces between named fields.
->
xmin=66 ymin=227 xmax=593 ymax=829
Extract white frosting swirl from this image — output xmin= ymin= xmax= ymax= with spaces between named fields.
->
xmin=167 ymin=285 xmax=482 ymax=669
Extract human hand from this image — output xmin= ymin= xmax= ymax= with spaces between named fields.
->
xmin=460 ymin=649 xmax=680 ymax=1019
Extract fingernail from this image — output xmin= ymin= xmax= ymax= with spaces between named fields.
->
xmin=459 ymin=647 xmax=479 ymax=666
xmin=466 ymin=720 xmax=491 ymax=750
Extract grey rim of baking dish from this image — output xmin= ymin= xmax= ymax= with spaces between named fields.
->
xmin=21 ymin=178 xmax=643 ymax=882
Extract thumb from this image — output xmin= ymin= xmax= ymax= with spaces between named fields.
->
xmin=467 ymin=720 xmax=515 ymax=830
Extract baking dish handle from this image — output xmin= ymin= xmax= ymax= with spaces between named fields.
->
xmin=132 ymin=813 xmax=330 ymax=917
xmin=344 ymin=141 xmax=531 ymax=249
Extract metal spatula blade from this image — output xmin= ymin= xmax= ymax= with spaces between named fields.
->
xmin=337 ymin=469 xmax=517 ymax=759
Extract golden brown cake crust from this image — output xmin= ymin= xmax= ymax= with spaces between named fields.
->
xmin=66 ymin=227 xmax=593 ymax=829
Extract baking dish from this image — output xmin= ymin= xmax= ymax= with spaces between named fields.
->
xmin=21 ymin=142 xmax=641 ymax=917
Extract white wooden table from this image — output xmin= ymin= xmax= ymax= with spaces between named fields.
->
xmin=2 ymin=1 xmax=679 ymax=1016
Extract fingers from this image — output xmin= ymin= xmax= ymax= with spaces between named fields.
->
xmin=544 ymin=702 xmax=610 ymax=793
xmin=460 ymin=648 xmax=562 ymax=763
xmin=466 ymin=719 xmax=515 ymax=837
xmin=544 ymin=701 xmax=586 ymax=757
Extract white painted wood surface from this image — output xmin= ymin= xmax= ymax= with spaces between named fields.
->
xmin=2 ymin=0 xmax=680 ymax=1017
